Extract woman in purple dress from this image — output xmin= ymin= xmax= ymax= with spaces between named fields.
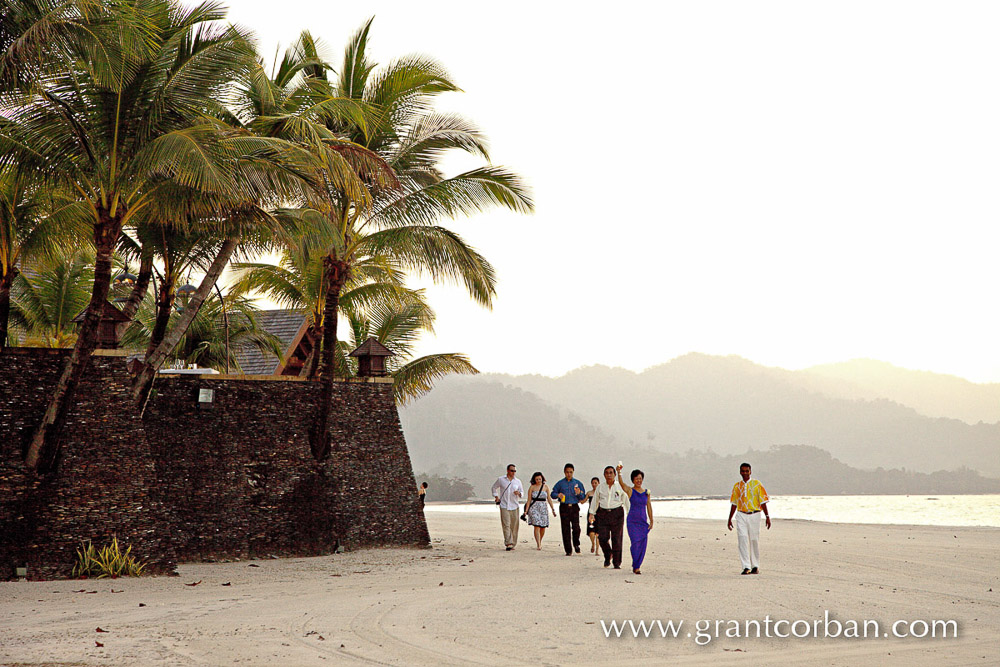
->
xmin=616 ymin=464 xmax=654 ymax=574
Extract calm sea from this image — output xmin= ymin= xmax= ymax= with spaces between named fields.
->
xmin=425 ymin=494 xmax=1000 ymax=528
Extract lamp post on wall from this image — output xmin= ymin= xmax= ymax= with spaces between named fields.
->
xmin=111 ymin=269 xmax=137 ymax=308
xmin=112 ymin=270 xmax=137 ymax=287
xmin=349 ymin=337 xmax=394 ymax=377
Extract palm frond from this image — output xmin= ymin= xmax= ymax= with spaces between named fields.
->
xmin=370 ymin=166 xmax=534 ymax=229
xmin=391 ymin=112 xmax=491 ymax=172
xmin=359 ymin=225 xmax=497 ymax=308
xmin=337 ymin=17 xmax=376 ymax=101
xmin=391 ymin=353 xmax=478 ymax=404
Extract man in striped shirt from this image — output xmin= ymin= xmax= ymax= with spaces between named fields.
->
xmin=727 ymin=462 xmax=771 ymax=575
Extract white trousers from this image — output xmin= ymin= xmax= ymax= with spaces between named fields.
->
xmin=736 ymin=511 xmax=761 ymax=569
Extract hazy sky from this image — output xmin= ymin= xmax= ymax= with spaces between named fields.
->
xmin=227 ymin=0 xmax=1000 ymax=383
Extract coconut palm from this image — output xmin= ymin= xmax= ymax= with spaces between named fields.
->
xmin=0 ymin=0 xmax=311 ymax=471
xmin=125 ymin=30 xmax=381 ymax=408
xmin=339 ymin=294 xmax=478 ymax=405
xmin=121 ymin=289 xmax=283 ymax=373
xmin=8 ymin=247 xmax=94 ymax=348
xmin=230 ymin=219 xmax=416 ymax=378
xmin=135 ymin=225 xmax=232 ymax=362
xmin=0 ymin=168 xmax=67 ymax=347
xmin=0 ymin=0 xmax=149 ymax=92
xmin=235 ymin=237 xmax=479 ymax=401
xmin=297 ymin=20 xmax=533 ymax=458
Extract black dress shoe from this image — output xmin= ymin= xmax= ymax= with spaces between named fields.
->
xmin=506 ymin=546 xmax=513 ymax=551
xmin=575 ymin=547 xmax=581 ymax=553
xmin=613 ymin=565 xmax=621 ymax=569
xmin=741 ymin=568 xmax=750 ymax=575
xmin=750 ymin=567 xmax=759 ymax=574
xmin=604 ymin=559 xmax=611 ymax=568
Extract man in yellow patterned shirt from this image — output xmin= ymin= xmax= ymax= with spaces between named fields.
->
xmin=726 ymin=462 xmax=770 ymax=575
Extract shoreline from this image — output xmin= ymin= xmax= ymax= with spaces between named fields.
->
xmin=426 ymin=505 xmax=1000 ymax=530
xmin=430 ymin=491 xmax=1000 ymax=504
xmin=425 ymin=496 xmax=1000 ymax=530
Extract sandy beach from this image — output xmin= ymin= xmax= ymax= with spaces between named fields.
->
xmin=1 ymin=511 xmax=997 ymax=666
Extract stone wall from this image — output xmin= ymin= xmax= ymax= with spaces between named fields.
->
xmin=0 ymin=349 xmax=178 ymax=579
xmin=0 ymin=349 xmax=429 ymax=580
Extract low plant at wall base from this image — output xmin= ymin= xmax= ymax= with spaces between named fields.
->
xmin=72 ymin=537 xmax=147 ymax=578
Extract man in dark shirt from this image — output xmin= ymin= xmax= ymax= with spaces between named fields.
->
xmin=551 ymin=463 xmax=587 ymax=555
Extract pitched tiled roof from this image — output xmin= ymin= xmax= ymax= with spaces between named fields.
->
xmin=349 ymin=336 xmax=394 ymax=357
xmin=233 ymin=309 xmax=306 ymax=375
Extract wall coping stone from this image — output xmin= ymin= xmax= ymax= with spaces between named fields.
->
xmin=1 ymin=348 xmax=394 ymax=383
xmin=2 ymin=347 xmax=129 ymax=357
xmin=159 ymin=374 xmax=395 ymax=384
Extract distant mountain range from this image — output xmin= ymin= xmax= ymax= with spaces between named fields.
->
xmin=800 ymin=358 xmax=1000 ymax=424
xmin=399 ymin=354 xmax=1000 ymax=483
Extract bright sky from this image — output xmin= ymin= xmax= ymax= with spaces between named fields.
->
xmin=227 ymin=0 xmax=1000 ymax=383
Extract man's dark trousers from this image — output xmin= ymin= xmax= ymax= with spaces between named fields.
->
xmin=595 ymin=506 xmax=624 ymax=567
xmin=559 ymin=503 xmax=581 ymax=555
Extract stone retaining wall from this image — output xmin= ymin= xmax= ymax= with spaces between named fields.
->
xmin=0 ymin=349 xmax=429 ymax=580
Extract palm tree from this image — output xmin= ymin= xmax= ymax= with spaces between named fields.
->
xmin=0 ymin=0 xmax=148 ymax=92
xmin=0 ymin=168 xmax=66 ymax=348
xmin=0 ymin=0 xmax=306 ymax=471
xmin=121 ymin=289 xmax=283 ymax=373
xmin=230 ymin=221 xmax=414 ymax=378
xmin=125 ymin=29 xmax=379 ymax=408
xmin=234 ymin=235 xmax=479 ymax=401
xmin=8 ymin=247 xmax=94 ymax=348
xmin=300 ymin=20 xmax=534 ymax=458
xmin=339 ymin=294 xmax=479 ymax=405
xmin=176 ymin=293 xmax=283 ymax=373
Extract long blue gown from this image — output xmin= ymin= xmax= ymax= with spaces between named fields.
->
xmin=627 ymin=489 xmax=650 ymax=570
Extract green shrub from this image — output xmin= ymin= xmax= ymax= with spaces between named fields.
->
xmin=72 ymin=536 xmax=147 ymax=578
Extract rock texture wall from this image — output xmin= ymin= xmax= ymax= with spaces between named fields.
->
xmin=0 ymin=349 xmax=177 ymax=579
xmin=0 ymin=349 xmax=429 ymax=580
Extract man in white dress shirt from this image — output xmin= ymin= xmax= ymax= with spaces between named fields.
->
xmin=588 ymin=465 xmax=629 ymax=568
xmin=491 ymin=464 xmax=524 ymax=550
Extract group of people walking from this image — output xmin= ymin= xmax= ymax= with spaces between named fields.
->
xmin=491 ymin=462 xmax=655 ymax=574
xmin=490 ymin=461 xmax=771 ymax=575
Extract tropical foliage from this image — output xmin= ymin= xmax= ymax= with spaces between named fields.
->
xmin=0 ymin=0 xmax=532 ymax=472
xmin=341 ymin=291 xmax=479 ymax=405
xmin=121 ymin=289 xmax=283 ymax=373
xmin=0 ymin=167 xmax=78 ymax=347
xmin=9 ymin=247 xmax=94 ymax=348
xmin=72 ymin=536 xmax=147 ymax=578
xmin=263 ymin=22 xmax=533 ymax=457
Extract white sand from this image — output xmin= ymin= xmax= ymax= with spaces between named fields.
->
xmin=0 ymin=511 xmax=997 ymax=665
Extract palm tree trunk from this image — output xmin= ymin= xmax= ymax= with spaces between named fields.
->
xmin=303 ymin=324 xmax=321 ymax=378
xmin=0 ymin=273 xmax=13 ymax=350
xmin=145 ymin=283 xmax=174 ymax=360
xmin=309 ymin=256 xmax=348 ymax=460
xmin=131 ymin=238 xmax=238 ymax=408
xmin=24 ymin=212 xmax=122 ymax=473
xmin=121 ymin=247 xmax=153 ymax=320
